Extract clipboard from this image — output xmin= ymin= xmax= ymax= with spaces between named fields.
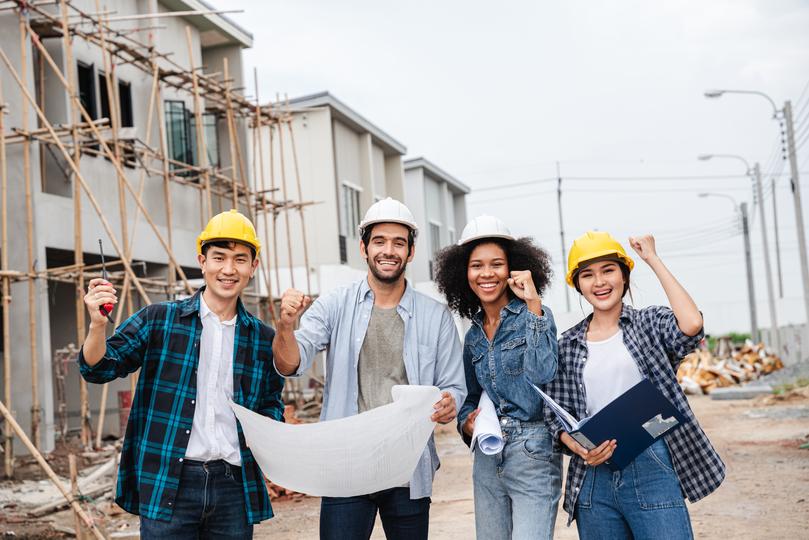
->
xmin=533 ymin=378 xmax=685 ymax=470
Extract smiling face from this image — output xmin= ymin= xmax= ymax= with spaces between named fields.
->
xmin=467 ymin=242 xmax=510 ymax=309
xmin=360 ymin=222 xmax=414 ymax=284
xmin=198 ymin=242 xmax=258 ymax=304
xmin=575 ymin=259 xmax=627 ymax=313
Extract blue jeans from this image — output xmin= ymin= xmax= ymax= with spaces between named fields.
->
xmin=140 ymin=459 xmax=253 ymax=540
xmin=319 ymin=486 xmax=430 ymax=540
xmin=576 ymin=439 xmax=693 ymax=540
xmin=473 ymin=419 xmax=562 ymax=540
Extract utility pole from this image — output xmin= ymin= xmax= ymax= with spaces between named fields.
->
xmin=753 ymin=163 xmax=780 ymax=352
xmin=783 ymin=100 xmax=809 ymax=323
xmin=740 ymin=202 xmax=758 ymax=342
xmin=556 ymin=161 xmax=570 ymax=312
xmin=771 ymin=177 xmax=783 ymax=298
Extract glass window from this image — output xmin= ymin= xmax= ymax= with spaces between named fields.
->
xmin=76 ymin=62 xmax=96 ymax=120
xmin=165 ymin=100 xmax=191 ymax=170
xmin=340 ymin=184 xmax=361 ymax=238
xmin=430 ymin=222 xmax=442 ymax=257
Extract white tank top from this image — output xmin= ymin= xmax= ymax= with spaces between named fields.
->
xmin=583 ymin=329 xmax=643 ymax=417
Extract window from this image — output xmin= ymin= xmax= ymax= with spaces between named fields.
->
xmin=164 ymin=101 xmax=219 ymax=172
xmin=429 ymin=222 xmax=442 ymax=256
xmin=77 ymin=62 xmax=97 ymax=120
xmin=429 ymin=222 xmax=442 ymax=280
xmin=448 ymin=229 xmax=456 ymax=246
xmin=98 ymin=74 xmax=133 ymax=127
xmin=340 ymin=183 xmax=362 ymax=239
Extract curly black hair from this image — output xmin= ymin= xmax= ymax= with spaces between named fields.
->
xmin=433 ymin=237 xmax=554 ymax=320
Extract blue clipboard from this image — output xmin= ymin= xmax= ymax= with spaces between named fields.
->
xmin=534 ymin=378 xmax=686 ymax=471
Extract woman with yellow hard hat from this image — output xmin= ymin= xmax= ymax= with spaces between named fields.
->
xmin=543 ymin=231 xmax=725 ymax=538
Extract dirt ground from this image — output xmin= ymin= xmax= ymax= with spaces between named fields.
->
xmin=255 ymin=391 xmax=809 ymax=539
xmin=2 ymin=390 xmax=808 ymax=539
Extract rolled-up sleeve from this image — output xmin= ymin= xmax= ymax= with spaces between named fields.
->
xmin=650 ymin=306 xmax=705 ymax=368
xmin=77 ymin=307 xmax=150 ymax=383
xmin=525 ymin=305 xmax=558 ymax=386
xmin=433 ymin=308 xmax=467 ymax=415
xmin=284 ymin=295 xmax=335 ymax=378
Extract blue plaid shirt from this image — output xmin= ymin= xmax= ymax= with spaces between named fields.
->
xmin=78 ymin=288 xmax=284 ymax=523
xmin=544 ymin=304 xmax=725 ymax=524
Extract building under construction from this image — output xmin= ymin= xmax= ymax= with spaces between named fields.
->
xmin=0 ymin=0 xmax=319 ymax=482
xmin=0 ymin=0 xmax=471 ymax=490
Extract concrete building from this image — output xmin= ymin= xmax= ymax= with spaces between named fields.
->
xmin=259 ymin=91 xmax=409 ymax=297
xmin=403 ymin=157 xmax=470 ymax=287
xmin=0 ymin=0 xmax=255 ymax=453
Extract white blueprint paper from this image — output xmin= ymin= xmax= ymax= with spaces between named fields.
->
xmin=231 ymin=385 xmax=440 ymax=497
xmin=471 ymin=390 xmax=504 ymax=455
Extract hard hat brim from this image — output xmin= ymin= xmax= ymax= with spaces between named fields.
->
xmin=566 ymin=250 xmax=635 ymax=286
xmin=458 ymin=232 xmax=516 ymax=246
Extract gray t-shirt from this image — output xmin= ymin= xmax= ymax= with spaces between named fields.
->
xmin=357 ymin=306 xmax=408 ymax=413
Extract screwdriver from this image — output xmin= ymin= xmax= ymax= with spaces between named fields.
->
xmin=98 ymin=239 xmax=115 ymax=324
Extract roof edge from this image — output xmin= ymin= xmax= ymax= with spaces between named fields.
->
xmin=404 ymin=157 xmax=470 ymax=194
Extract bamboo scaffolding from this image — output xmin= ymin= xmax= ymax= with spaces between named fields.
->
xmin=185 ymin=25 xmax=213 ymax=223
xmin=275 ymin=95 xmax=296 ymax=289
xmin=284 ymin=96 xmax=312 ymax=296
xmin=26 ymin=24 xmax=194 ymax=295
xmin=0 ymin=0 xmax=316 ymax=483
xmin=0 ymin=398 xmax=104 ymax=539
xmin=1 ymin=78 xmax=13 ymax=478
xmin=252 ymin=69 xmax=276 ymax=323
xmin=57 ymin=0 xmax=93 ymax=450
xmin=18 ymin=3 xmax=42 ymax=451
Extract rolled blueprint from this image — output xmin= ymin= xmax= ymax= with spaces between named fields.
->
xmin=471 ymin=390 xmax=504 ymax=455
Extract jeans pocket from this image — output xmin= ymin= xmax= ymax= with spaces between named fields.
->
xmin=521 ymin=430 xmax=552 ymax=462
xmin=633 ymin=442 xmax=684 ymax=510
xmin=500 ymin=336 xmax=526 ymax=375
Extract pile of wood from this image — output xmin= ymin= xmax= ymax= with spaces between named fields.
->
xmin=677 ymin=342 xmax=784 ymax=394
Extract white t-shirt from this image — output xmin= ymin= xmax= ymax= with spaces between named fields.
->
xmin=583 ymin=329 xmax=643 ymax=417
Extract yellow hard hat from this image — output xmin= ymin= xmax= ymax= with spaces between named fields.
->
xmin=196 ymin=209 xmax=261 ymax=255
xmin=566 ymin=231 xmax=634 ymax=287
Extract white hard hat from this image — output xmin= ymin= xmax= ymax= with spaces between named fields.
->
xmin=458 ymin=215 xmax=515 ymax=245
xmin=358 ymin=197 xmax=419 ymax=238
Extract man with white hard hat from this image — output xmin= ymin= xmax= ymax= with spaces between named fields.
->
xmin=274 ymin=197 xmax=466 ymax=540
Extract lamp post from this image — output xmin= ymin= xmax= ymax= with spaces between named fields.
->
xmin=697 ymin=154 xmax=779 ymax=350
xmin=698 ymin=193 xmax=757 ymax=341
xmin=704 ymin=88 xmax=809 ymax=328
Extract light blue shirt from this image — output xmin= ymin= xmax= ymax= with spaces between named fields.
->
xmin=282 ymin=277 xmax=466 ymax=499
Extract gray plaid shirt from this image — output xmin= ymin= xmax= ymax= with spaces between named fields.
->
xmin=544 ymin=304 xmax=725 ymax=524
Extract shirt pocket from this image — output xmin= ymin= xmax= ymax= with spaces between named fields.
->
xmin=501 ymin=336 xmax=527 ymax=375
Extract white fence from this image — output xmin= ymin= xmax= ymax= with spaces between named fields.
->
xmin=760 ymin=323 xmax=809 ymax=365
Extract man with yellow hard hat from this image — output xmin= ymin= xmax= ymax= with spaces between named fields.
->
xmin=78 ymin=209 xmax=284 ymax=539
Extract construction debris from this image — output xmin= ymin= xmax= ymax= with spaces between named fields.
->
xmin=677 ymin=342 xmax=784 ymax=395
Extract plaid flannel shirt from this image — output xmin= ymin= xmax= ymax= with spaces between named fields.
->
xmin=543 ymin=304 xmax=725 ymax=524
xmin=78 ymin=288 xmax=284 ymax=523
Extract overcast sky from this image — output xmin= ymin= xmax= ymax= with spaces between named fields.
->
xmin=214 ymin=0 xmax=809 ymax=335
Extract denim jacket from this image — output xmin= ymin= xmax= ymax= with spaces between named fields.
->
xmin=457 ymin=298 xmax=558 ymax=445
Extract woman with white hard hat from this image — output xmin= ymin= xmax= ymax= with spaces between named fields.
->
xmin=544 ymin=231 xmax=725 ymax=538
xmin=433 ymin=215 xmax=562 ymax=540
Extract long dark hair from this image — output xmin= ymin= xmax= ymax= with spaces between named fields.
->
xmin=433 ymin=237 xmax=553 ymax=320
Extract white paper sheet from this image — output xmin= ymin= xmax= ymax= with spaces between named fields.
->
xmin=471 ymin=390 xmax=504 ymax=455
xmin=231 ymin=385 xmax=441 ymax=497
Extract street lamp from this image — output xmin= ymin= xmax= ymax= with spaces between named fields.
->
xmin=704 ymin=88 xmax=809 ymax=330
xmin=697 ymin=193 xmax=758 ymax=342
xmin=697 ymin=153 xmax=779 ymax=350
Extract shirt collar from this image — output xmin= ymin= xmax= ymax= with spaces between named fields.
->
xmin=199 ymin=294 xmax=238 ymax=326
xmin=358 ymin=277 xmax=415 ymax=317
xmin=179 ymin=286 xmax=250 ymax=327
xmin=471 ymin=296 xmax=525 ymax=328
